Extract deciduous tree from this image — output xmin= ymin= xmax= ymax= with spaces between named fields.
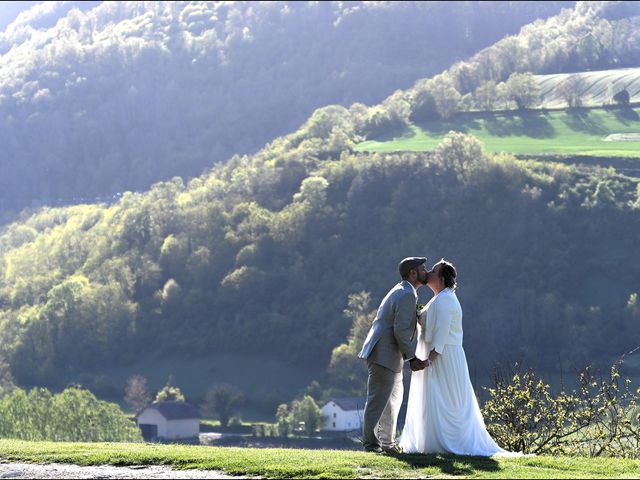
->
xmin=203 ymin=384 xmax=244 ymax=428
xmin=556 ymin=74 xmax=586 ymax=108
xmin=291 ymin=395 xmax=324 ymax=436
xmin=124 ymin=374 xmax=152 ymax=411
xmin=155 ymin=376 xmax=185 ymax=403
xmin=504 ymin=72 xmax=540 ymax=110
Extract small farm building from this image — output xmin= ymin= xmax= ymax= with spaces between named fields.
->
xmin=135 ymin=401 xmax=200 ymax=441
xmin=321 ymin=397 xmax=365 ymax=432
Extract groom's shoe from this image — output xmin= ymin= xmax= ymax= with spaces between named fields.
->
xmin=381 ymin=444 xmax=403 ymax=455
xmin=364 ymin=445 xmax=383 ymax=453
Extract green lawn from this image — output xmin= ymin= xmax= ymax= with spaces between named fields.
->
xmin=355 ymin=107 xmax=640 ymax=157
xmin=1 ymin=439 xmax=640 ymax=478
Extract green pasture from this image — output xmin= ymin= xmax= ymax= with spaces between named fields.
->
xmin=1 ymin=439 xmax=640 ymax=478
xmin=355 ymin=107 xmax=640 ymax=157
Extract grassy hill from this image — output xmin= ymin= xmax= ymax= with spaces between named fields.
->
xmin=355 ymin=107 xmax=640 ymax=158
xmin=536 ymin=67 xmax=640 ymax=108
xmin=2 ymin=439 xmax=640 ymax=479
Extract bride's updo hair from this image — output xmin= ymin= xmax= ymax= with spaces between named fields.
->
xmin=436 ymin=259 xmax=457 ymax=290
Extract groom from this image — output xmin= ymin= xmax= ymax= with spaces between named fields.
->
xmin=358 ymin=257 xmax=429 ymax=453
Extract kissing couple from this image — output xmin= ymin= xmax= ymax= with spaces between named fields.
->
xmin=358 ymin=256 xmax=522 ymax=456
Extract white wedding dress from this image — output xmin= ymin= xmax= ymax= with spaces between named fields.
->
xmin=399 ymin=288 xmax=521 ymax=456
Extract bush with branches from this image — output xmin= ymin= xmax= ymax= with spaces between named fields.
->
xmin=482 ymin=361 xmax=640 ymax=457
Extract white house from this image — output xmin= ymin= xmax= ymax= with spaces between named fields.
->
xmin=135 ymin=401 xmax=200 ymax=441
xmin=321 ymin=397 xmax=365 ymax=432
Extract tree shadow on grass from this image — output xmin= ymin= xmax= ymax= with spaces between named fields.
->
xmin=484 ymin=115 xmax=516 ymax=136
xmin=371 ymin=125 xmax=417 ymax=142
xmin=391 ymin=453 xmax=500 ymax=476
xmin=519 ymin=112 xmax=555 ymax=138
xmin=416 ymin=117 xmax=482 ymax=136
xmin=564 ymin=109 xmax=608 ymax=135
xmin=483 ymin=111 xmax=555 ymax=138
xmin=611 ymin=106 xmax=640 ymax=124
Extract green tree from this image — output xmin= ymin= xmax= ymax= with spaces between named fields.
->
xmin=473 ymin=80 xmax=499 ymax=111
xmin=409 ymin=80 xmax=438 ymax=122
xmin=293 ymin=176 xmax=329 ymax=208
xmin=433 ymin=131 xmax=487 ymax=181
xmin=275 ymin=403 xmax=292 ymax=437
xmin=505 ymin=72 xmax=540 ymax=109
xmin=155 ymin=377 xmax=185 ymax=402
xmin=203 ymin=384 xmax=244 ymax=428
xmin=361 ymin=105 xmax=407 ymax=139
xmin=305 ymin=380 xmax=324 ymax=402
xmin=613 ymin=88 xmax=630 ymax=105
xmin=327 ymin=291 xmax=373 ymax=392
xmin=0 ymin=387 xmax=141 ymax=442
xmin=291 ymin=395 xmax=325 ymax=436
xmin=430 ymin=74 xmax=462 ymax=119
xmin=0 ymin=360 xmax=16 ymax=395
xmin=576 ymin=32 xmax=602 ymax=68
xmin=159 ymin=234 xmax=189 ymax=279
xmin=304 ymin=106 xmax=353 ymax=140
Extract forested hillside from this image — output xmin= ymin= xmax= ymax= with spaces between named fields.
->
xmin=347 ymin=1 xmax=640 ymax=135
xmin=0 ymin=1 xmax=639 ymax=399
xmin=0 ymin=0 xmax=571 ymax=216
xmin=1 ymin=120 xmax=639 ymax=389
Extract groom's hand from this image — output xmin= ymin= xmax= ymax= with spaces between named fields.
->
xmin=409 ymin=357 xmax=426 ymax=371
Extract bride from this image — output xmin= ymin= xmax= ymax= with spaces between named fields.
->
xmin=399 ymin=259 xmax=520 ymax=456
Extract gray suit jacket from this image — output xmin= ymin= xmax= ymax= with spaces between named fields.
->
xmin=358 ymin=280 xmax=418 ymax=373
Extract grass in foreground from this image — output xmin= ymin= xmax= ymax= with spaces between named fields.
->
xmin=1 ymin=439 xmax=640 ymax=478
xmin=355 ymin=107 xmax=640 ymax=157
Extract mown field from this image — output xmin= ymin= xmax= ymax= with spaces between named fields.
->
xmin=535 ymin=67 xmax=640 ymax=108
xmin=355 ymin=107 xmax=640 ymax=158
xmin=1 ymin=439 xmax=640 ymax=479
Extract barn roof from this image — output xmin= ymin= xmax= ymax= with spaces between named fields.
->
xmin=136 ymin=401 xmax=200 ymax=420
xmin=327 ymin=397 xmax=365 ymax=412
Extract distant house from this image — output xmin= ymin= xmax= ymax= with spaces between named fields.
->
xmin=135 ymin=401 xmax=200 ymax=441
xmin=321 ymin=397 xmax=365 ymax=432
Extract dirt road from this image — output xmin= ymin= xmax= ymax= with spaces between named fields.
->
xmin=0 ymin=461 xmax=243 ymax=479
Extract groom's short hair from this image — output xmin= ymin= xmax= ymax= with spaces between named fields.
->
xmin=399 ymin=257 xmax=427 ymax=279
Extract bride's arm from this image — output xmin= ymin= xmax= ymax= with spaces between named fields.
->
xmin=430 ymin=297 xmax=453 ymax=359
xmin=417 ymin=306 xmax=427 ymax=329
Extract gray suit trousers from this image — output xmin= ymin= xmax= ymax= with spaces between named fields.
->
xmin=362 ymin=359 xmax=403 ymax=449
